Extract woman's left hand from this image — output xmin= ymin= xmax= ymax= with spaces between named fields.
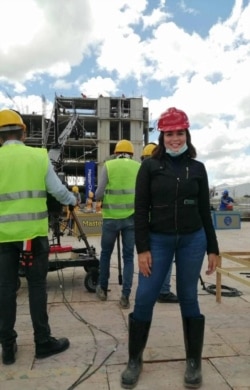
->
xmin=206 ymin=253 xmax=219 ymax=275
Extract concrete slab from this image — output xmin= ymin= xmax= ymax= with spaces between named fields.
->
xmin=1 ymin=223 xmax=250 ymax=389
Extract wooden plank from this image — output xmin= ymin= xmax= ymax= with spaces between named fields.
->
xmin=216 ymin=256 xmax=222 ymax=303
xmin=221 ymin=251 xmax=250 ymax=255
xmin=216 ymin=252 xmax=250 ymax=303
xmin=217 ymin=266 xmax=250 ymax=272
xmin=219 ymin=253 xmax=250 ymax=267
xmin=216 ymin=267 xmax=250 ymax=287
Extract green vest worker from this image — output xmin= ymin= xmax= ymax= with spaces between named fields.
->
xmin=0 ymin=145 xmax=50 ymax=242
xmin=95 ymin=139 xmax=140 ymax=309
xmin=0 ymin=109 xmax=77 ymax=365
xmin=102 ymin=158 xmax=139 ymax=219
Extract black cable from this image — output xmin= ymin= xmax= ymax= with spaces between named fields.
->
xmin=51 ymin=252 xmax=119 ymax=390
xmin=199 ymin=276 xmax=243 ymax=297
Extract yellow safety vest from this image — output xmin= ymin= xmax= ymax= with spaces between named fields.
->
xmin=0 ymin=144 xmax=49 ymax=242
xmin=102 ymin=158 xmax=140 ymax=219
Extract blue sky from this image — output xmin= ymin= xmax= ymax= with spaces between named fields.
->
xmin=1 ymin=0 xmax=250 ymax=188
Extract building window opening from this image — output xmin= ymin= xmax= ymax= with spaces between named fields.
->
xmin=122 ymin=122 xmax=130 ymax=140
xmin=110 ymin=122 xmax=119 ymax=140
xmin=121 ymin=100 xmax=130 ymax=118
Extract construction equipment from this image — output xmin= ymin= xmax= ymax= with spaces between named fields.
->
xmin=17 ymin=109 xmax=100 ymax=292
xmin=48 ymin=113 xmax=78 ymax=166
xmin=19 ymin=208 xmax=100 ymax=293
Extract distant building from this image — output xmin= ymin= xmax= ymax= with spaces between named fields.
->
xmin=23 ymin=94 xmax=150 ymax=191
xmin=210 ymin=183 xmax=250 ymax=199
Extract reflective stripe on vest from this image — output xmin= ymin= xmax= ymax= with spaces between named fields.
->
xmin=102 ymin=158 xmax=140 ymax=219
xmin=104 ymin=189 xmax=135 ymax=195
xmin=0 ymin=144 xmax=49 ymax=242
xmin=102 ymin=203 xmax=135 ymax=209
xmin=0 ymin=211 xmax=48 ymax=223
xmin=0 ymin=190 xmax=46 ymax=202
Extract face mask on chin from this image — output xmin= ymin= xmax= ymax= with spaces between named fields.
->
xmin=166 ymin=143 xmax=188 ymax=157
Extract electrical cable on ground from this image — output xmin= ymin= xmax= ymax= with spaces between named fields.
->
xmin=199 ymin=276 xmax=243 ymax=297
xmin=53 ymin=253 xmax=119 ymax=390
xmin=51 ymin=219 xmax=243 ymax=389
xmin=109 ymin=268 xmax=244 ymax=298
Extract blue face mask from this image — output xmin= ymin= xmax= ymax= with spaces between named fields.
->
xmin=166 ymin=143 xmax=188 ymax=157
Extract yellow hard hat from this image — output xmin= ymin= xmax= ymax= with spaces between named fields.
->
xmin=141 ymin=143 xmax=157 ymax=157
xmin=0 ymin=109 xmax=26 ymax=131
xmin=72 ymin=185 xmax=79 ymax=192
xmin=114 ymin=139 xmax=134 ymax=155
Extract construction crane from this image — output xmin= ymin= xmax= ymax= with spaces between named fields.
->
xmin=48 ymin=113 xmax=78 ymax=169
xmin=2 ymin=89 xmax=22 ymax=113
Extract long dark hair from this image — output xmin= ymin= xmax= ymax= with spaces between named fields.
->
xmin=152 ymin=129 xmax=197 ymax=159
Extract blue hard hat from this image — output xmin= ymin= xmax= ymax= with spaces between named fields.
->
xmin=223 ymin=189 xmax=229 ymax=195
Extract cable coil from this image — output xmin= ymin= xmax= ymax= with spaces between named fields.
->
xmin=204 ymin=283 xmax=243 ymax=297
xmin=199 ymin=276 xmax=243 ymax=297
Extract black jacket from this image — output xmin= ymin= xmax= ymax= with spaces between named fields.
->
xmin=135 ymin=151 xmax=219 ymax=255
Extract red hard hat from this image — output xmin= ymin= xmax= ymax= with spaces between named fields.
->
xmin=157 ymin=107 xmax=189 ymax=131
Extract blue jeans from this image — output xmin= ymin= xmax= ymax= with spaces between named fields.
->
xmin=159 ymin=261 xmax=174 ymax=294
xmin=0 ymin=237 xmax=51 ymax=345
xmin=133 ymin=228 xmax=207 ymax=322
xmin=99 ymin=216 xmax=135 ymax=297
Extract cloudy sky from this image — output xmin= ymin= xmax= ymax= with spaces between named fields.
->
xmin=1 ymin=0 xmax=250 ymax=187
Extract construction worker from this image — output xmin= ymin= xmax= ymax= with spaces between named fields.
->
xmin=72 ymin=185 xmax=81 ymax=203
xmin=140 ymin=142 xmax=157 ymax=162
xmin=0 ymin=109 xmax=78 ymax=365
xmin=95 ymin=139 xmax=140 ymax=309
xmin=219 ymin=189 xmax=234 ymax=211
xmin=141 ymin=143 xmax=179 ymax=304
xmin=66 ymin=185 xmax=81 ymax=235
xmin=85 ymin=190 xmax=94 ymax=212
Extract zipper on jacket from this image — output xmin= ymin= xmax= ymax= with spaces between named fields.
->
xmin=186 ymin=167 xmax=189 ymax=179
xmin=175 ymin=178 xmax=180 ymax=230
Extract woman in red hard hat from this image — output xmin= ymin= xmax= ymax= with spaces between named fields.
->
xmin=121 ymin=107 xmax=219 ymax=389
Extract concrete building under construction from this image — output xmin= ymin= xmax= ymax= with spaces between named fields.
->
xmin=22 ymin=94 xmax=150 ymax=199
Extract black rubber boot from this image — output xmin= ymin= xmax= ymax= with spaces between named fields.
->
xmin=2 ymin=342 xmax=17 ymax=365
xmin=35 ymin=336 xmax=70 ymax=359
xmin=121 ymin=313 xmax=151 ymax=389
xmin=182 ymin=315 xmax=205 ymax=388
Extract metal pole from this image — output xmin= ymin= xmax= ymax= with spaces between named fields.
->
xmin=117 ymin=232 xmax=123 ymax=285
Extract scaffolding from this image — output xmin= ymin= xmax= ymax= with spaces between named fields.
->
xmin=23 ymin=94 xmax=149 ymax=192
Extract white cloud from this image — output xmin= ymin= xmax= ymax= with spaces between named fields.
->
xmin=142 ymin=8 xmax=171 ymax=28
xmin=79 ymin=76 xmax=118 ymax=97
xmin=0 ymin=0 xmax=44 ymax=54
xmin=52 ymin=79 xmax=75 ymax=91
xmin=0 ymin=0 xmax=250 ymax=186
xmin=0 ymin=0 xmax=93 ymax=82
xmin=179 ymin=0 xmax=199 ymax=15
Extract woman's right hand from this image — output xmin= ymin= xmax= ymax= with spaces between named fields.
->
xmin=138 ymin=251 xmax=152 ymax=277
